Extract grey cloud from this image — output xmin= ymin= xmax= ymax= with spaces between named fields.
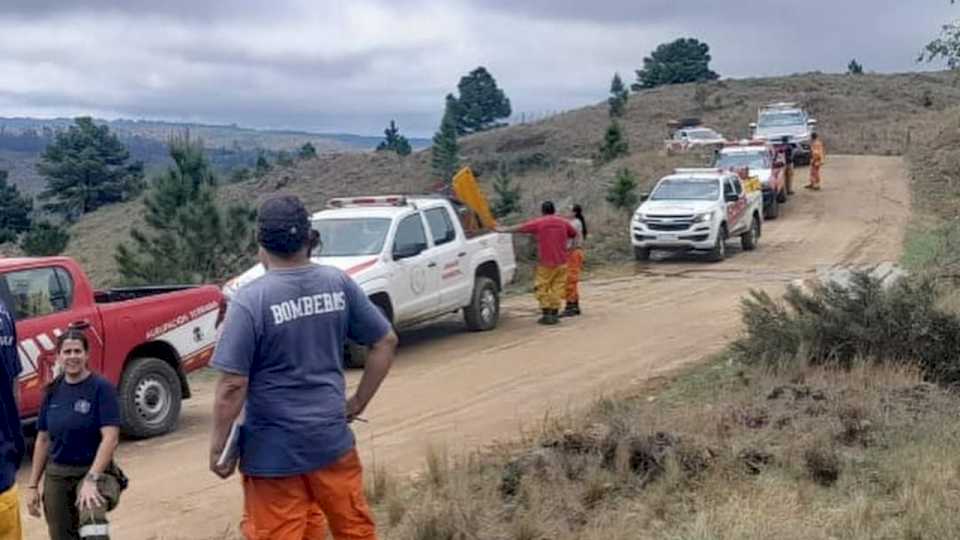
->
xmin=0 ymin=0 xmax=293 ymax=20
xmin=0 ymin=0 xmax=955 ymax=138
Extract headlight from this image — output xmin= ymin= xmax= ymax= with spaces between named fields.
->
xmin=633 ymin=213 xmax=647 ymax=222
xmin=693 ymin=211 xmax=714 ymax=223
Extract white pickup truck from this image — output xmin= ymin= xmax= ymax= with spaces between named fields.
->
xmin=223 ymin=195 xmax=517 ymax=366
xmin=631 ymin=169 xmax=763 ymax=262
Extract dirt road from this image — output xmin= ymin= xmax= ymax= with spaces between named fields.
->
xmin=20 ymin=156 xmax=909 ymax=539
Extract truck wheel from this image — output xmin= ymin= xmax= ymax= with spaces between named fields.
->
xmin=709 ymin=225 xmax=727 ymax=262
xmin=119 ymin=357 xmax=182 ymax=439
xmin=464 ymin=277 xmax=499 ymax=332
xmin=764 ymin=196 xmax=780 ymax=220
xmin=741 ymin=217 xmax=760 ymax=251
xmin=345 ymin=303 xmax=392 ymax=368
xmin=634 ymin=247 xmax=651 ymax=261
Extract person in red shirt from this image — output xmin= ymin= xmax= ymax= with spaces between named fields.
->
xmin=497 ymin=201 xmax=578 ymax=325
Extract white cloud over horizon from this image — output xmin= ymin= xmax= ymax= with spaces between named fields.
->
xmin=0 ymin=1 xmax=954 ymax=137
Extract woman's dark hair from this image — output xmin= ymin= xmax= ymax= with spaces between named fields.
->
xmin=572 ymin=204 xmax=588 ymax=239
xmin=57 ymin=329 xmax=89 ymax=353
xmin=44 ymin=329 xmax=90 ymax=397
xmin=541 ymin=201 xmax=556 ymax=215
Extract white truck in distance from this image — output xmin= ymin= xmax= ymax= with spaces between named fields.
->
xmin=750 ymin=102 xmax=817 ymax=165
xmin=631 ymin=169 xmax=763 ymax=262
xmin=223 ymin=195 xmax=517 ymax=366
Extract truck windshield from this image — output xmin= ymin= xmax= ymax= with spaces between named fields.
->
xmin=758 ymin=112 xmax=804 ymax=127
xmin=651 ymin=179 xmax=720 ymax=201
xmin=687 ymin=129 xmax=719 ymax=140
xmin=311 ymin=218 xmax=391 ymax=256
xmin=716 ymin=152 xmax=769 ymax=170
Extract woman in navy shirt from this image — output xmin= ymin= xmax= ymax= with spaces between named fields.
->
xmin=26 ymin=330 xmax=122 ymax=540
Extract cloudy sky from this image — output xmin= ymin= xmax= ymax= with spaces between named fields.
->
xmin=0 ymin=1 xmax=954 ymax=137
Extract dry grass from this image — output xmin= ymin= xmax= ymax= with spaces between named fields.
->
xmin=356 ymin=359 xmax=960 ymax=540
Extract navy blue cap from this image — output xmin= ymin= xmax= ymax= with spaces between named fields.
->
xmin=257 ymin=194 xmax=310 ymax=254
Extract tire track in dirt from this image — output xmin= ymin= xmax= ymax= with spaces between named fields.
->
xmin=20 ymin=156 xmax=909 ymax=540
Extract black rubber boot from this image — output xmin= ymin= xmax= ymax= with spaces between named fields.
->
xmin=545 ymin=309 xmax=561 ymax=325
xmin=562 ymin=302 xmax=581 ymax=317
xmin=538 ymin=309 xmax=551 ymax=325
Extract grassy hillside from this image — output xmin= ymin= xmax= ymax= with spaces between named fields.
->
xmin=53 ymin=70 xmax=960 ymax=287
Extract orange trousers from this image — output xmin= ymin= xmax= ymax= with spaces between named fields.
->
xmin=809 ymin=164 xmax=822 ymax=189
xmin=241 ymin=448 xmax=376 ymax=540
xmin=565 ymin=248 xmax=584 ymax=302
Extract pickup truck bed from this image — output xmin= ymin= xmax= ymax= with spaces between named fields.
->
xmin=2 ymin=257 xmax=225 ymax=438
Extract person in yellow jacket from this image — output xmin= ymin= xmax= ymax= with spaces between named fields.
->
xmin=806 ymin=133 xmax=825 ymax=191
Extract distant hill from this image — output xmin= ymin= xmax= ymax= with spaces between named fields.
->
xmin=23 ymin=70 xmax=960 ymax=286
xmin=0 ymin=116 xmax=430 ymax=194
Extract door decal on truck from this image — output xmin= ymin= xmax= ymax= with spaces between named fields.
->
xmin=18 ymin=327 xmax=64 ymax=381
xmin=151 ymin=308 xmax=221 ymax=371
xmin=441 ymin=261 xmax=463 ymax=280
xmin=411 ymin=267 xmax=427 ymax=294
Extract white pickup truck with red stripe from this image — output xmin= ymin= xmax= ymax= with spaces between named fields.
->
xmin=2 ymin=257 xmax=226 ymax=438
xmin=224 ymin=195 xmax=517 ymax=367
xmin=631 ymin=168 xmax=763 ymax=262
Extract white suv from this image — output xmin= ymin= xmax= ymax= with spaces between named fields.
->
xmin=631 ymin=169 xmax=763 ymax=262
xmin=750 ymin=102 xmax=817 ymax=165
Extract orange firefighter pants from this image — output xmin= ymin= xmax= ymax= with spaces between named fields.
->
xmin=535 ymin=265 xmax=567 ymax=310
xmin=809 ymin=164 xmax=822 ymax=189
xmin=565 ymin=249 xmax=584 ymax=303
xmin=241 ymin=448 xmax=376 ymax=540
xmin=0 ymin=485 xmax=21 ymax=540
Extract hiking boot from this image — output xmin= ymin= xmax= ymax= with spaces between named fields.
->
xmin=562 ymin=302 xmax=581 ymax=317
xmin=537 ymin=309 xmax=552 ymax=325
xmin=545 ymin=309 xmax=561 ymax=325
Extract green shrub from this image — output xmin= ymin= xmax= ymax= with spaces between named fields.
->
xmin=21 ymin=222 xmax=70 ymax=256
xmin=733 ymin=272 xmax=960 ymax=384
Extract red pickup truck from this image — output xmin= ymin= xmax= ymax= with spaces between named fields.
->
xmin=2 ymin=257 xmax=225 ymax=438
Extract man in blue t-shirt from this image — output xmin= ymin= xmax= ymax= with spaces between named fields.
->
xmin=0 ymin=298 xmax=24 ymax=538
xmin=209 ymin=194 xmax=397 ymax=540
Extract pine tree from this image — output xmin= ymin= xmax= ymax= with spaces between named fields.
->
xmin=608 ymin=73 xmax=629 ymax=118
xmin=847 ymin=59 xmax=864 ymax=75
xmin=254 ymin=154 xmax=271 ymax=177
xmin=633 ymin=38 xmax=719 ymax=90
xmin=298 ymin=142 xmax=318 ymax=159
xmin=115 ymin=137 xmax=258 ymax=284
xmin=607 ymin=168 xmax=639 ymax=210
xmin=21 ymin=222 xmax=70 ymax=256
xmin=451 ymin=67 xmax=512 ymax=134
xmin=0 ymin=170 xmax=32 ymax=238
xmin=276 ymin=150 xmax=294 ymax=167
xmin=598 ymin=121 xmax=629 ymax=163
xmin=376 ymin=120 xmax=413 ymax=156
xmin=492 ymin=162 xmax=521 ymax=218
xmin=431 ymin=97 xmax=461 ymax=184
xmin=37 ymin=117 xmax=144 ymax=221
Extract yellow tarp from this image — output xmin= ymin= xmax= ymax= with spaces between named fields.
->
xmin=743 ymin=177 xmax=762 ymax=193
xmin=452 ymin=167 xmax=498 ymax=230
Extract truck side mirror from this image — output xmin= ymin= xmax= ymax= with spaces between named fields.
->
xmin=639 ymin=192 xmax=650 ymax=202
xmin=749 ymin=122 xmax=757 ymax=130
xmin=394 ymin=242 xmax=426 ymax=260
xmin=725 ymin=192 xmax=739 ymax=202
